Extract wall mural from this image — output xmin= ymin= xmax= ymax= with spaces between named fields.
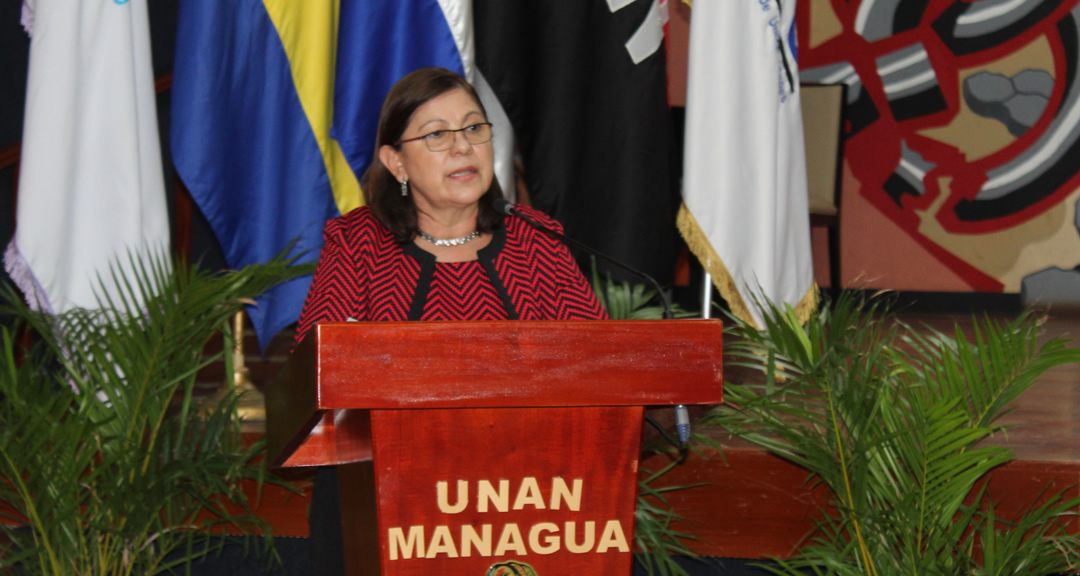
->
xmin=799 ymin=0 xmax=1080 ymax=300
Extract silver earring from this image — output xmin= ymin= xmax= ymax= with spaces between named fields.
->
xmin=400 ymin=178 xmax=408 ymax=197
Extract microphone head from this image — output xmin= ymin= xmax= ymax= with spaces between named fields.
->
xmin=493 ymin=198 xmax=515 ymax=215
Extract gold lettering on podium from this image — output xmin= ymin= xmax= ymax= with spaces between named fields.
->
xmin=596 ymin=520 xmax=630 ymax=553
xmin=477 ymin=479 xmax=510 ymax=513
xmin=387 ymin=477 xmax=627 ymax=561
xmin=528 ymin=523 xmax=560 ymax=555
xmin=437 ymin=480 xmax=469 ymax=514
xmin=550 ymin=477 xmax=582 ymax=511
xmin=461 ymin=524 xmax=493 ymax=557
xmin=426 ymin=526 xmax=458 ymax=558
xmin=388 ymin=526 xmax=425 ymax=560
xmin=387 ymin=521 xmax=629 ymax=560
xmin=564 ymin=521 xmax=595 ymax=554
xmin=494 ymin=523 xmax=527 ymax=555
xmin=513 ymin=477 xmax=545 ymax=510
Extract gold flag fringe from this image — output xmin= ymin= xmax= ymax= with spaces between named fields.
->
xmin=677 ymin=203 xmax=818 ymax=329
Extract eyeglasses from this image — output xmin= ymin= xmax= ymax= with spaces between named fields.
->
xmin=396 ymin=122 xmax=493 ymax=152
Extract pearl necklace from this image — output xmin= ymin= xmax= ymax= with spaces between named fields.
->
xmin=418 ymin=229 xmax=481 ymax=247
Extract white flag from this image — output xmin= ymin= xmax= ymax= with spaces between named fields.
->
xmin=678 ymin=0 xmax=816 ymax=328
xmin=5 ymin=0 xmax=169 ymax=314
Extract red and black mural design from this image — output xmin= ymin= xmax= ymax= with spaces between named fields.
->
xmin=798 ymin=0 xmax=1080 ymax=297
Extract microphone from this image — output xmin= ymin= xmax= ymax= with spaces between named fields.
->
xmin=494 ymin=200 xmax=690 ymax=445
xmin=493 ymin=199 xmax=674 ymax=320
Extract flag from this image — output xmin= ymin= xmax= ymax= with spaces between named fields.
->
xmin=473 ymin=0 xmax=679 ymax=284
xmin=332 ymin=0 xmax=467 ymax=181
xmin=172 ymin=0 xmax=514 ymax=350
xmin=172 ymin=0 xmax=359 ymax=351
xmin=5 ymin=0 xmax=169 ymax=314
xmin=332 ymin=0 xmax=518 ymax=203
xmin=678 ymin=0 xmax=816 ymax=328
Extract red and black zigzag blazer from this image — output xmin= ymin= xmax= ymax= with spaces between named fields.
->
xmin=293 ymin=205 xmax=607 ymax=346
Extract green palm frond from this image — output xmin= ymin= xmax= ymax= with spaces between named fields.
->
xmin=634 ymin=458 xmax=705 ymax=576
xmin=589 ymin=263 xmax=695 ymax=320
xmin=0 ymin=248 xmax=311 ymax=575
xmin=706 ymin=291 xmax=1080 ymax=575
xmin=974 ymin=494 xmax=1080 ymax=575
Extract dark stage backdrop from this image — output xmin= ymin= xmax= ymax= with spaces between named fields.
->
xmin=1 ymin=0 xmax=32 ymax=303
xmin=474 ymin=0 xmax=681 ymax=285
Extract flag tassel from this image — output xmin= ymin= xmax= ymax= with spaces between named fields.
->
xmin=678 ymin=203 xmax=817 ymax=327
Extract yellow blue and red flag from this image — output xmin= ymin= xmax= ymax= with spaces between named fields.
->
xmin=171 ymin=0 xmax=471 ymax=349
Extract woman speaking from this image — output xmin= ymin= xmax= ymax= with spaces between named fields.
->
xmin=294 ymin=67 xmax=607 ymax=573
xmin=295 ymin=67 xmax=606 ymax=338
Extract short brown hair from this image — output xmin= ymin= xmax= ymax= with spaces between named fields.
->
xmin=360 ymin=68 xmax=504 ymax=243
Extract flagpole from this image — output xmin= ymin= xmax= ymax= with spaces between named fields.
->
xmin=200 ymin=312 xmax=263 ymax=430
xmin=231 ymin=311 xmax=265 ymax=431
xmin=701 ymin=270 xmax=712 ymax=319
xmin=676 ymin=265 xmax=712 ymax=445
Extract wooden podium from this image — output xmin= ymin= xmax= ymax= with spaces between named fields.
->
xmin=266 ymin=320 xmax=723 ymax=575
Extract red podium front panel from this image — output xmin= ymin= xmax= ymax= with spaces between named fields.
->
xmin=362 ymin=406 xmax=643 ymax=574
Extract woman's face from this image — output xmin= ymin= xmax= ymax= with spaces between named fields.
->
xmin=382 ymin=88 xmax=494 ymax=215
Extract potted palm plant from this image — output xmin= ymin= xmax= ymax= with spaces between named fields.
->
xmin=0 ymin=251 xmax=310 ymax=575
xmin=705 ymin=292 xmax=1080 ymax=575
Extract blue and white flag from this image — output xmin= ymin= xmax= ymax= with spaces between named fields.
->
xmin=6 ymin=0 xmax=169 ymax=314
xmin=678 ymin=0 xmax=816 ymax=327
